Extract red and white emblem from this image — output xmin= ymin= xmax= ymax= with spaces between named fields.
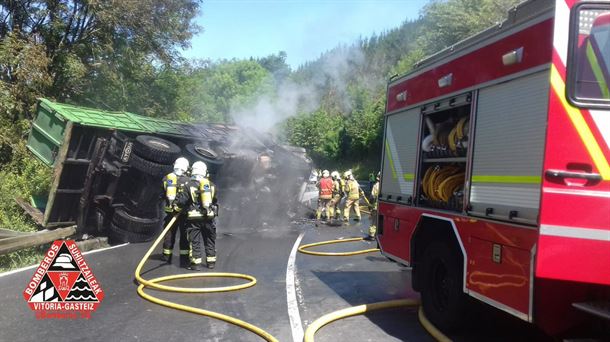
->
xmin=23 ymin=240 xmax=104 ymax=319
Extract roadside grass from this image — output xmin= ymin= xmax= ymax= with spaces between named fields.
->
xmin=0 ymin=142 xmax=51 ymax=272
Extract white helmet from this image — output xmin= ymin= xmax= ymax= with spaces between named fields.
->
xmin=331 ymin=171 xmax=339 ymax=179
xmin=173 ymin=157 xmax=189 ymax=176
xmin=191 ymin=161 xmax=208 ymax=178
xmin=343 ymin=170 xmax=352 ymax=179
xmin=322 ymin=170 xmax=330 ymax=178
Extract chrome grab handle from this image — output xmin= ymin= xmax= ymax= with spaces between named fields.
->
xmin=545 ymin=169 xmax=602 ymax=181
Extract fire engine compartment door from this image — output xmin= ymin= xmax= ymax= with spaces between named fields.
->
xmin=381 ymin=108 xmax=419 ymax=202
xmin=469 ymin=71 xmax=549 ymax=224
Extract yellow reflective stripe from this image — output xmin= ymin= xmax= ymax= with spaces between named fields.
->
xmin=550 ymin=65 xmax=610 ymax=180
xmin=179 ymin=250 xmax=190 ymax=255
xmin=385 ymin=139 xmax=397 ymax=179
xmin=206 ymin=256 xmax=217 ymax=262
xmin=192 ymin=258 xmax=202 ymax=264
xmin=472 ymin=175 xmax=541 ymax=184
xmin=586 ymin=41 xmax=610 ymax=99
xmin=403 ymin=173 xmax=414 ymax=181
xmin=188 ymin=210 xmax=203 ymax=217
xmin=162 ymin=249 xmax=172 ymax=255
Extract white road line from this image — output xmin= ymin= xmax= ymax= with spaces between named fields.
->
xmin=286 ymin=232 xmax=305 ymax=342
xmin=0 ymin=242 xmax=129 ymax=278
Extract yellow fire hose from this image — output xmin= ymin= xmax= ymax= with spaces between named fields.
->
xmin=134 ymin=216 xmax=278 ymax=342
xmin=298 ymin=238 xmax=452 ymax=342
xmin=298 ymin=237 xmax=380 ymax=256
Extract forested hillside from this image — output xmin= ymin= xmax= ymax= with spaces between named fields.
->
xmin=0 ymin=0 xmax=520 ymax=269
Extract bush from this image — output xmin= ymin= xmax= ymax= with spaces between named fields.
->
xmin=0 ymin=140 xmax=51 ymax=271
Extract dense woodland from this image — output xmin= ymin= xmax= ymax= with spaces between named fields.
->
xmin=0 ymin=0 xmax=520 ymax=269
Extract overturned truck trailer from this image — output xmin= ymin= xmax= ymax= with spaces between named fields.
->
xmin=25 ymin=98 xmax=311 ymax=242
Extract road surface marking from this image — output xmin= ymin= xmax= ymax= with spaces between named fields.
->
xmin=0 ymin=243 xmax=129 ymax=278
xmin=286 ymin=232 xmax=305 ymax=342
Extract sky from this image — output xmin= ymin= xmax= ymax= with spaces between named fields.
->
xmin=181 ymin=0 xmax=428 ymax=69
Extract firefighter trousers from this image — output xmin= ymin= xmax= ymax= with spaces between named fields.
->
xmin=329 ymin=195 xmax=342 ymax=218
xmin=187 ymin=218 xmax=217 ymax=265
xmin=343 ymin=198 xmax=361 ymax=221
xmin=316 ymin=197 xmax=332 ymax=220
xmin=162 ymin=213 xmax=189 ymax=257
xmin=369 ymin=208 xmax=378 ymax=237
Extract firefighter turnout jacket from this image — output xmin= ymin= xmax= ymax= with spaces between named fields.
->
xmin=318 ymin=177 xmax=333 ymax=200
xmin=345 ymin=179 xmax=360 ymax=200
xmin=186 ymin=177 xmax=217 ymax=220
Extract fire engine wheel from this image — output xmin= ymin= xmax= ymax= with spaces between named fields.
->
xmin=185 ymin=142 xmax=224 ymax=167
xmin=108 ymin=222 xmax=153 ymax=243
xmin=130 ymin=152 xmax=172 ymax=179
xmin=111 ymin=208 xmax=161 ymax=234
xmin=133 ymin=135 xmax=181 ymax=164
xmin=421 ymin=242 xmax=469 ymax=332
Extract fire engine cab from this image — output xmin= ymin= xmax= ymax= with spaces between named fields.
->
xmin=378 ymin=0 xmax=610 ymax=335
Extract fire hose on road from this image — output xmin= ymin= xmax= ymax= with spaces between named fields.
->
xmin=298 ymin=237 xmax=452 ymax=342
xmin=134 ymin=216 xmax=279 ymax=342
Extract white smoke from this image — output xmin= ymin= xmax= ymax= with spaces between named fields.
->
xmin=231 ymin=45 xmax=371 ymax=133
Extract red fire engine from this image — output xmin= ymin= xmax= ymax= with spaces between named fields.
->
xmin=378 ymin=0 xmax=609 ymax=335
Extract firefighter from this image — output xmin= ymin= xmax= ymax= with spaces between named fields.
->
xmin=365 ymin=172 xmax=380 ymax=240
xmin=329 ymin=171 xmax=343 ymax=219
xmin=161 ymin=157 xmax=191 ymax=267
xmin=343 ymin=170 xmax=361 ymax=222
xmin=336 ymin=172 xmax=346 ymax=219
xmin=184 ymin=161 xmax=219 ymax=271
xmin=316 ymin=169 xmax=333 ymax=221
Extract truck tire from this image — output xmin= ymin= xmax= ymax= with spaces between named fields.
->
xmin=133 ymin=135 xmax=181 ymax=164
xmin=421 ymin=242 xmax=469 ymax=331
xmin=108 ymin=222 xmax=153 ymax=243
xmin=130 ymin=152 xmax=172 ymax=179
xmin=111 ymin=208 xmax=161 ymax=234
xmin=185 ymin=142 xmax=224 ymax=170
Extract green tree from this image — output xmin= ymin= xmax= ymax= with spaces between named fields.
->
xmin=418 ymin=0 xmax=522 ymax=54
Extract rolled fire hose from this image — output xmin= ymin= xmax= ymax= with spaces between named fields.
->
xmin=422 ymin=165 xmax=464 ymax=202
xmin=298 ymin=238 xmax=452 ymax=342
xmin=135 ymin=216 xmax=278 ymax=342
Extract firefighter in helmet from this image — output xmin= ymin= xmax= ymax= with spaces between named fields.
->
xmin=365 ymin=172 xmax=381 ymax=240
xmin=185 ymin=161 xmax=219 ymax=270
xmin=329 ymin=171 xmax=343 ymax=219
xmin=161 ymin=157 xmax=191 ymax=267
xmin=343 ymin=170 xmax=361 ymax=222
xmin=316 ymin=169 xmax=333 ymax=220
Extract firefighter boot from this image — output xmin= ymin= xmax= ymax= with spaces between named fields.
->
xmin=161 ymin=253 xmax=172 ymax=264
xmin=207 ymin=256 xmax=216 ymax=269
xmin=188 ymin=263 xmax=201 ymax=271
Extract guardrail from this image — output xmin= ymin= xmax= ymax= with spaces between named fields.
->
xmin=0 ymin=226 xmax=76 ymax=255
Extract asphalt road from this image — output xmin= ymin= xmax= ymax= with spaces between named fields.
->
xmin=0 ymin=217 xmax=548 ymax=341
